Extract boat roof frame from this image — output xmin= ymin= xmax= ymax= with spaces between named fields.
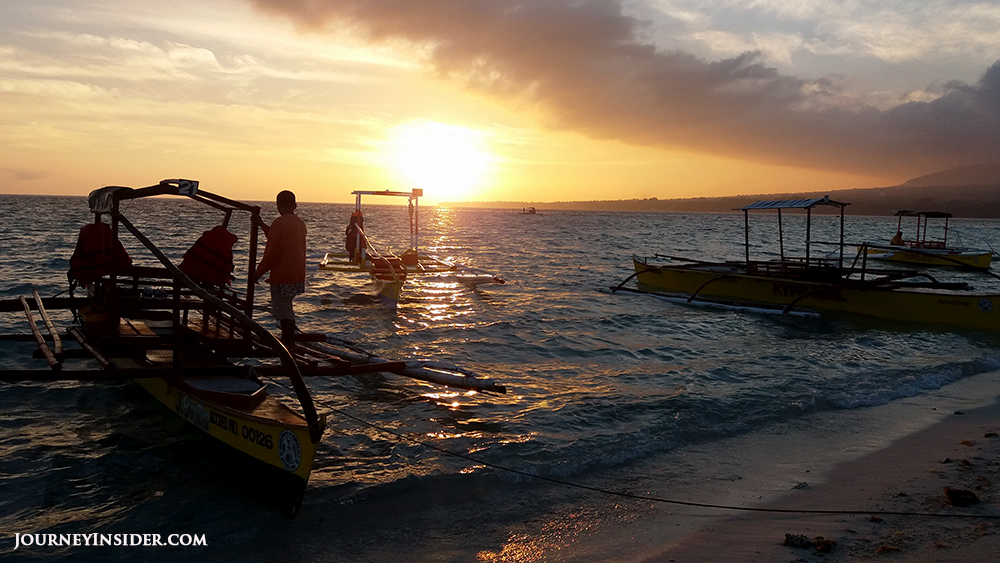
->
xmin=88 ymin=179 xmax=263 ymax=315
xmin=83 ymin=178 xmax=322 ymax=442
xmin=738 ymin=195 xmax=849 ymax=267
xmin=352 ymin=189 xmax=423 ymax=204
xmin=895 ymin=210 xmax=953 ymax=219
xmin=351 ymin=189 xmax=423 ymax=253
xmin=893 ymin=209 xmax=952 ymax=247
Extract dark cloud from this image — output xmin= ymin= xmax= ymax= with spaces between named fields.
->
xmin=248 ymin=0 xmax=1000 ymax=177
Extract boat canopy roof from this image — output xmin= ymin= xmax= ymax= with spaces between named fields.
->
xmin=87 ymin=179 xmax=256 ymax=217
xmin=352 ymin=189 xmax=423 ymax=198
xmin=351 ymin=188 xmax=424 ymax=251
xmin=738 ymin=196 xmax=849 ymax=211
xmin=895 ymin=210 xmax=952 ymax=219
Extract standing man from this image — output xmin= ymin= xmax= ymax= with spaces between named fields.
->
xmin=252 ymin=190 xmax=307 ymax=350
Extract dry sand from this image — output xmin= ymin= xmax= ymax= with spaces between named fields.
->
xmin=632 ymin=373 xmax=1000 ymax=563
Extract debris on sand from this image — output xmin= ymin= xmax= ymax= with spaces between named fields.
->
xmin=944 ymin=487 xmax=980 ymax=507
xmin=783 ymin=533 xmax=835 ymax=553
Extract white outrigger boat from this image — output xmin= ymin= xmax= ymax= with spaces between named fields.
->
xmin=318 ymin=189 xmax=504 ymax=308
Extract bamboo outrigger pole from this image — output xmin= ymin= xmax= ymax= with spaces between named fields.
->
xmin=19 ymin=296 xmax=60 ymax=371
xmin=31 ymin=289 xmax=63 ymax=360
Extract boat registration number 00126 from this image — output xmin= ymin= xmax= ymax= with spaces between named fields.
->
xmin=177 ymin=394 xmax=276 ymax=449
xmin=209 ymin=407 xmax=275 ymax=450
xmin=176 ymin=393 xmax=301 ymax=472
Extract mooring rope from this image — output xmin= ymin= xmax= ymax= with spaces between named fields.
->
xmin=263 ymin=375 xmax=1000 ymax=519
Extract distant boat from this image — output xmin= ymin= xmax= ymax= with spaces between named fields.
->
xmin=863 ymin=210 xmax=993 ymax=270
xmin=319 ymin=189 xmax=505 ymax=308
xmin=521 ymin=207 xmax=541 ymax=215
xmin=615 ymin=196 xmax=1000 ymax=330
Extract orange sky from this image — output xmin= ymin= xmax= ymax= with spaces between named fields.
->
xmin=2 ymin=1 xmax=999 ymax=205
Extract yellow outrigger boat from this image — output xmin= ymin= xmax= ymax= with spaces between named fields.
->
xmin=1 ymin=179 xmax=506 ymax=517
xmin=319 ymin=189 xmax=504 ymax=308
xmin=863 ymin=210 xmax=994 ymax=270
xmin=615 ymin=197 xmax=1000 ymax=330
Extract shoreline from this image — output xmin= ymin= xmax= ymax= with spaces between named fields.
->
xmin=543 ymin=370 xmax=1000 ymax=562
xmin=636 ymin=371 xmax=1000 ymax=562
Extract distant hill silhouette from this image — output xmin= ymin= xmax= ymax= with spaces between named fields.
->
xmin=446 ymin=163 xmax=1000 ymax=217
xmin=902 ymin=162 xmax=1000 ymax=187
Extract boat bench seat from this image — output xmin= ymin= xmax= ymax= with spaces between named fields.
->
xmin=189 ymin=309 xmax=241 ymax=340
xmin=747 ymin=257 xmax=839 ymax=276
xmin=118 ymin=319 xmax=158 ymax=337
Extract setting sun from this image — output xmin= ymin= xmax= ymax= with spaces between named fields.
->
xmin=384 ymin=121 xmax=496 ymax=202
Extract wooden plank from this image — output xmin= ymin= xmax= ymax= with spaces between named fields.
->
xmin=0 ymin=333 xmax=65 ymax=342
xmin=119 ymin=319 xmax=157 ymax=337
xmin=67 ymin=326 xmax=115 ymax=370
xmin=0 ymin=296 xmax=75 ymax=313
xmin=0 ymin=362 xmax=409 ymax=381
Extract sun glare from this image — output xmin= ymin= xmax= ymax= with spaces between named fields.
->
xmin=385 ymin=122 xmax=495 ymax=202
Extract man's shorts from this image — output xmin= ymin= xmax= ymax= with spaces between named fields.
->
xmin=270 ymin=282 xmax=304 ymax=321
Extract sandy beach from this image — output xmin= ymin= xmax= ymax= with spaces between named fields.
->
xmin=627 ymin=371 xmax=1000 ymax=563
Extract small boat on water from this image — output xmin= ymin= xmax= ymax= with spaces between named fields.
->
xmin=318 ymin=189 xmax=504 ymax=308
xmin=615 ymin=196 xmax=1000 ymax=330
xmin=0 ymin=179 xmax=506 ymax=517
xmin=863 ymin=210 xmax=994 ymax=269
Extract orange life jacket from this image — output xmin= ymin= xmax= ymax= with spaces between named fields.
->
xmin=400 ymin=248 xmax=419 ymax=266
xmin=67 ymin=222 xmax=132 ymax=286
xmin=179 ymin=225 xmax=238 ymax=286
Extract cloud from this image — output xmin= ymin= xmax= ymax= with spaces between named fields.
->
xmin=250 ymin=0 xmax=1000 ymax=176
xmin=0 ymin=168 xmax=46 ymax=181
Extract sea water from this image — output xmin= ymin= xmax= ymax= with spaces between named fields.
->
xmin=2 ymin=193 xmax=1000 ymax=562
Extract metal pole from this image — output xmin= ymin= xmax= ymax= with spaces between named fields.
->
xmin=355 ymin=193 xmax=363 ymax=260
xmin=247 ymin=206 xmax=260 ymax=320
xmin=839 ymin=205 xmax=845 ymax=268
xmin=806 ymin=208 xmax=812 ymax=262
xmin=744 ymin=210 xmax=750 ymax=265
xmin=414 ymin=194 xmax=419 ymax=253
xmin=778 ymin=209 xmax=784 ymax=260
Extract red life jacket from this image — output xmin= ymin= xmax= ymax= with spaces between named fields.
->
xmin=68 ymin=222 xmax=132 ymax=286
xmin=179 ymin=225 xmax=239 ymax=286
xmin=345 ymin=210 xmax=365 ymax=261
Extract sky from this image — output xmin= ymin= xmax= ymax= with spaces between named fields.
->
xmin=2 ymin=0 xmax=999 ymax=205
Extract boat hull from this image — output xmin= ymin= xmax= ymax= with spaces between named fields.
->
xmin=372 ymin=277 xmax=405 ymax=308
xmin=318 ymin=251 xmax=457 ymax=274
xmin=135 ymin=377 xmax=322 ymax=511
xmin=632 ymin=258 xmax=1000 ymax=330
xmin=863 ymin=247 xmax=993 ymax=269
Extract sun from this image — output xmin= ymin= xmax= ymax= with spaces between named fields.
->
xmin=384 ymin=121 xmax=495 ymax=202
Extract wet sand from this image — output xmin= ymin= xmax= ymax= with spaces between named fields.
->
xmin=630 ymin=372 xmax=1000 ymax=562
